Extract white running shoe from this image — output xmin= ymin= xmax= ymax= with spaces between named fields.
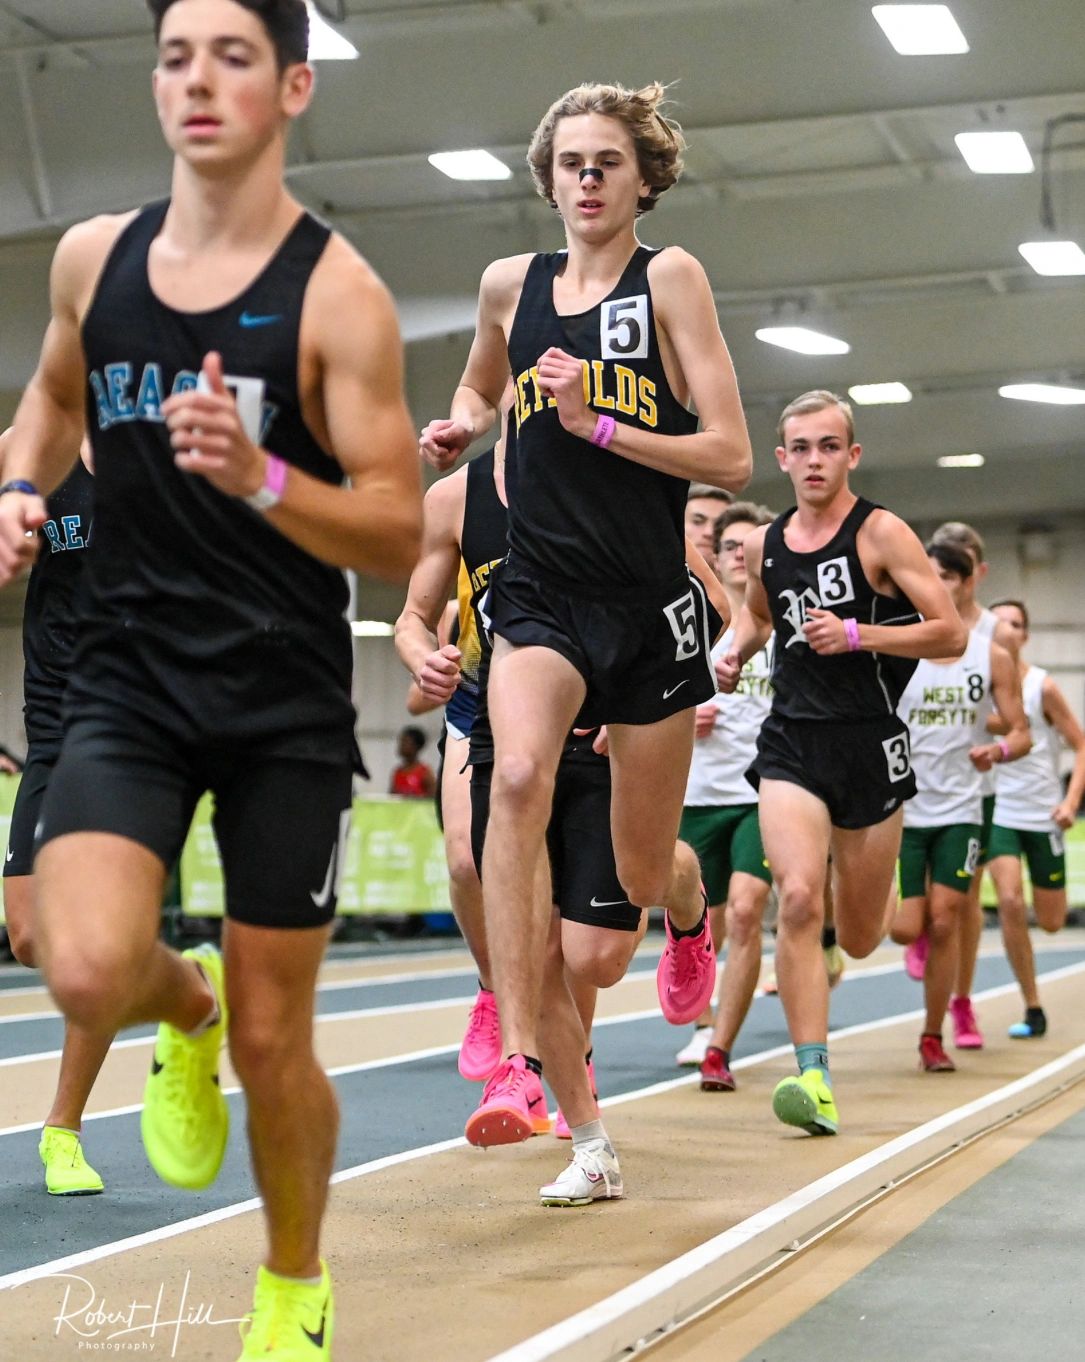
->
xmin=539 ymin=1140 xmax=624 ymax=1207
xmin=675 ymin=1025 xmax=713 ymax=1067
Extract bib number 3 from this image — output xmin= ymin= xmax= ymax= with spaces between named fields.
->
xmin=882 ymin=732 xmax=911 ymax=783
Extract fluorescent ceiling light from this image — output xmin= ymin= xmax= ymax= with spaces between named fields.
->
xmin=1017 ymin=240 xmax=1085 ymax=276
xmin=999 ymin=383 xmax=1085 ymax=405
xmin=306 ymin=3 xmax=358 ymax=59
xmin=872 ymin=5 xmax=969 ymax=54
xmin=937 ymin=453 xmax=985 ymax=468
xmin=755 ymin=326 xmax=850 ymax=356
xmin=428 ymin=150 xmax=512 ymax=181
xmin=954 ymin=131 xmax=1033 ymax=174
xmin=351 ymin=620 xmax=395 ymax=637
xmin=848 ymin=382 xmax=913 ymax=404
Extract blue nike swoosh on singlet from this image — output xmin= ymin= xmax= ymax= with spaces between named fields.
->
xmin=238 ymin=311 xmax=283 ymax=328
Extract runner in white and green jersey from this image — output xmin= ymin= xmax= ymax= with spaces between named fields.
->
xmin=988 ymin=599 xmax=1085 ymax=1038
xmin=677 ymin=502 xmax=775 ymax=1091
xmin=891 ymin=542 xmax=1030 ymax=1072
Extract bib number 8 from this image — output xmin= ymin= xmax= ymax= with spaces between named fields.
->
xmin=663 ymin=590 xmax=700 ymax=662
xmin=881 ymin=732 xmax=911 ymax=783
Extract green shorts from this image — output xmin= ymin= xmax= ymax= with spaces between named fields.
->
xmin=679 ymin=803 xmax=771 ymax=905
xmin=988 ymin=824 xmax=1066 ymax=890
xmin=978 ymin=792 xmax=997 ymax=866
xmin=899 ymin=823 xmax=983 ymax=899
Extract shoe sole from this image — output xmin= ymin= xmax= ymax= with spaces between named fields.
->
xmin=772 ymin=1082 xmax=837 ymax=1135
xmin=954 ymin=1038 xmax=984 ymax=1050
xmin=465 ymin=1106 xmax=535 ymax=1148
xmin=700 ymin=1076 xmax=736 ymax=1092
xmin=540 ymin=1189 xmax=624 ymax=1207
xmin=920 ymin=1062 xmax=956 ymax=1072
xmin=46 ymin=1185 xmax=104 ymax=1196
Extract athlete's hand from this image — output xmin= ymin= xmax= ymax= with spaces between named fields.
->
xmin=803 ymin=608 xmax=849 ymax=655
xmin=0 ymin=492 xmax=46 ymax=583
xmin=1052 ymin=799 xmax=1075 ymax=830
xmin=573 ymin=725 xmax=609 ymax=757
xmin=968 ymin=743 xmax=998 ymax=773
xmin=694 ymin=702 xmax=717 ymax=739
xmin=716 ymin=650 xmax=742 ymax=693
xmin=164 ymin=352 xmax=266 ymax=499
xmin=419 ymin=419 xmax=471 ymax=472
xmin=536 ymin=347 xmax=593 ymax=440
xmin=416 ymin=644 xmax=462 ymax=704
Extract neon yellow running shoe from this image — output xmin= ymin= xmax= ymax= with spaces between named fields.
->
xmin=237 ymin=1261 xmax=334 ymax=1360
xmin=140 ymin=943 xmax=228 ymax=1190
xmin=823 ymin=943 xmax=846 ymax=990
xmin=772 ymin=1069 xmax=838 ymax=1135
xmin=39 ymin=1126 xmax=104 ymax=1196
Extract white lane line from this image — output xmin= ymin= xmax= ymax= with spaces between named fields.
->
xmin=4 ymin=958 xmax=1083 ymax=1293
xmin=486 ymin=1037 xmax=1085 ymax=1362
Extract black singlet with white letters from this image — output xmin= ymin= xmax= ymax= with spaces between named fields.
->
xmin=76 ymin=200 xmax=354 ymax=760
xmin=22 ymin=460 xmax=94 ymax=746
xmin=762 ymin=496 xmax=920 ymax=722
xmin=506 ymin=246 xmax=697 ymax=589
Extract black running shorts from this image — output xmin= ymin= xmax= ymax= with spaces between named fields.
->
xmin=37 ymin=713 xmax=353 ymax=928
xmin=485 ymin=556 xmax=720 ymax=728
xmin=749 ymin=711 xmax=916 ymax=830
xmin=3 ymin=741 xmax=60 ymax=878
xmin=470 ymin=757 xmax=639 ymax=932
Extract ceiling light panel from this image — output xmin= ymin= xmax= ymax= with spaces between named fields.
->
xmin=937 ymin=453 xmax=985 ymax=467
xmin=872 ymin=5 xmax=969 ymax=55
xmin=998 ymin=384 xmax=1085 ymax=405
xmin=848 ymin=382 xmax=913 ymax=404
xmin=954 ymin=131 xmax=1033 ymax=174
xmin=428 ymin=150 xmax=513 ymax=181
xmin=755 ymin=326 xmax=850 ymax=355
xmin=1017 ymin=241 xmax=1085 ymax=276
xmin=306 ymin=2 xmax=358 ymax=60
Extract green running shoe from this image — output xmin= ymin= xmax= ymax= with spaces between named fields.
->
xmin=39 ymin=1126 xmax=104 ymax=1196
xmin=140 ymin=944 xmax=228 ymax=1190
xmin=237 ymin=1261 xmax=334 ymax=1360
xmin=772 ymin=1068 xmax=838 ymax=1135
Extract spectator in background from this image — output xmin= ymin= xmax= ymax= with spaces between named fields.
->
xmin=390 ymin=726 xmax=437 ymax=798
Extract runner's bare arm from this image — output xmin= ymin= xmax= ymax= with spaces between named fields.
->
xmin=970 ymin=643 xmax=1031 ymax=770
xmin=394 ymin=474 xmax=468 ymax=704
xmin=165 ymin=240 xmax=422 ymax=580
xmin=419 ymin=256 xmax=529 ymax=471
xmin=684 ymin=537 xmax=730 ymax=640
xmin=1042 ymin=678 xmax=1085 ymax=826
xmin=537 ymin=250 xmax=752 ymax=490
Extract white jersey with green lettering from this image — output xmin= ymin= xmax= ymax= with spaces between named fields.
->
xmin=685 ymin=627 xmax=774 ymax=806
xmin=898 ymin=629 xmax=991 ymax=826
xmin=994 ymin=666 xmax=1061 ymax=831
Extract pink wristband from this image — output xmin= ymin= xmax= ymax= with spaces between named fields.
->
xmin=590 ymin=414 xmax=616 ymax=449
xmin=997 ymin=738 xmax=1011 ymax=762
xmin=244 ymin=454 xmax=287 ymax=512
xmin=842 ymin=617 xmax=861 ymax=652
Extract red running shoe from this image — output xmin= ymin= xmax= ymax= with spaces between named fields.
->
xmin=919 ymin=1033 xmax=956 ymax=1071
xmin=699 ymin=1046 xmax=736 ymax=1092
xmin=464 ymin=1055 xmax=550 ymax=1147
xmin=657 ymin=910 xmax=717 ymax=1025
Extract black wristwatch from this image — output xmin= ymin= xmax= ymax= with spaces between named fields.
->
xmin=0 ymin=480 xmax=39 ymax=498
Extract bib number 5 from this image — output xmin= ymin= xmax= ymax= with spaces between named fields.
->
xmin=663 ymin=590 xmax=700 ymax=662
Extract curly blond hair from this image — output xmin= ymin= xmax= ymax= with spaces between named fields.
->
xmin=527 ymin=81 xmax=685 ymax=216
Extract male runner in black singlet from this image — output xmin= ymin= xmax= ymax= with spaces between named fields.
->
xmin=0 ymin=432 xmax=109 ymax=1197
xmin=420 ymin=82 xmax=751 ymax=1143
xmin=719 ymin=390 xmax=964 ymax=1138
xmin=0 ymin=2 xmax=420 ymax=1355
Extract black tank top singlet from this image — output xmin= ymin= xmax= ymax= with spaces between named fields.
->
xmin=505 ymin=245 xmax=697 ymax=590
xmin=22 ymin=461 xmax=94 ymax=745
xmin=76 ymin=201 xmax=354 ymax=758
xmin=762 ymin=497 xmax=920 ymax=722
xmin=456 ymin=448 xmax=508 ymax=700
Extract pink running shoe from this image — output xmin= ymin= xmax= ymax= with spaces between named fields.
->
xmin=458 ymin=989 xmax=501 ymax=1082
xmin=554 ymin=1060 xmax=598 ymax=1140
xmin=464 ymin=1055 xmax=550 ymax=1147
xmin=904 ymin=934 xmax=928 ymax=981
xmin=657 ymin=910 xmax=717 ymax=1026
xmin=950 ymin=995 xmax=984 ymax=1050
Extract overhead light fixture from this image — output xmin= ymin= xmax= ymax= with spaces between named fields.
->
xmin=1017 ymin=240 xmax=1085 ymax=276
xmin=954 ymin=131 xmax=1034 ymax=174
xmin=936 ymin=453 xmax=985 ymax=468
xmin=755 ymin=326 xmax=850 ymax=356
xmin=306 ymin=2 xmax=358 ymax=59
xmin=351 ymin=620 xmax=395 ymax=637
xmin=428 ymin=150 xmax=513 ymax=181
xmin=848 ymin=382 xmax=913 ymax=404
xmin=999 ymin=383 xmax=1085 ymax=405
xmin=871 ymin=5 xmax=969 ymax=55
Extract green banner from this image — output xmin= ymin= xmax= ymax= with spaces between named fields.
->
xmin=0 ymin=774 xmax=20 ymax=925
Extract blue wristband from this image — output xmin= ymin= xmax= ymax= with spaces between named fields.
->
xmin=0 ymin=480 xmax=39 ymax=498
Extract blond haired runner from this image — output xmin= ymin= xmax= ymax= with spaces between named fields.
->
xmin=420 ymin=81 xmax=751 ymax=1178
xmin=719 ymin=390 xmax=965 ymax=1135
